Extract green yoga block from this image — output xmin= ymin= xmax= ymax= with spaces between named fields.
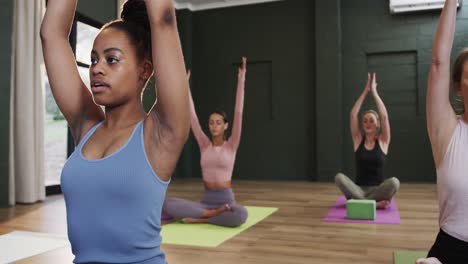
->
xmin=346 ymin=199 xmax=376 ymax=220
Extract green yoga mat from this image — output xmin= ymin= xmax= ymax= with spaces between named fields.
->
xmin=161 ymin=206 xmax=277 ymax=247
xmin=394 ymin=250 xmax=428 ymax=264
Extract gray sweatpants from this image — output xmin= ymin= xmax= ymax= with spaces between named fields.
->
xmin=163 ymin=188 xmax=248 ymax=227
xmin=335 ymin=173 xmax=400 ymax=201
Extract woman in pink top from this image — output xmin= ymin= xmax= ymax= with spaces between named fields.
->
xmin=417 ymin=0 xmax=468 ymax=263
xmin=163 ymin=57 xmax=248 ymax=227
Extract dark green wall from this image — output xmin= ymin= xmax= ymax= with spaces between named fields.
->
xmin=315 ymin=0 xmax=342 ymax=181
xmin=148 ymin=1 xmax=468 ymax=184
xmin=183 ymin=0 xmax=468 ymax=182
xmin=336 ymin=0 xmax=468 ymax=182
xmin=187 ymin=0 xmax=315 ymax=180
xmin=77 ymin=0 xmax=117 ymax=24
xmin=0 ymin=0 xmax=13 ymax=207
xmin=2 ymin=0 xmax=457 ymax=194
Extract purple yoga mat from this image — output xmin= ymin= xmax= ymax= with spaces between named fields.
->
xmin=322 ymin=196 xmax=401 ymax=224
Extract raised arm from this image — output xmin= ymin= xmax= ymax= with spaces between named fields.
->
xmin=187 ymin=71 xmax=210 ymax=149
xmin=427 ymin=0 xmax=458 ymax=167
xmin=370 ymin=73 xmax=391 ymax=154
xmin=41 ymin=0 xmax=104 ymax=144
xmin=227 ymin=57 xmax=246 ymax=150
xmin=147 ymin=0 xmax=190 ymax=144
xmin=350 ymin=73 xmax=371 ymax=151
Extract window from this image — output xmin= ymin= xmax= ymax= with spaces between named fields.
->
xmin=76 ymin=19 xmax=101 ymax=89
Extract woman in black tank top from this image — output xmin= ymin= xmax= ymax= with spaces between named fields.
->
xmin=335 ymin=73 xmax=400 ymax=210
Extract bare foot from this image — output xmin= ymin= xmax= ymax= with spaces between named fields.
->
xmin=161 ymin=219 xmax=177 ymax=225
xmin=376 ymin=200 xmax=390 ymax=209
xmin=181 ymin=217 xmax=210 ymax=224
xmin=202 ymin=204 xmax=232 ymax=218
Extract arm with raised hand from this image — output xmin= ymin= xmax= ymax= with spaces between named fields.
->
xmin=187 ymin=71 xmax=210 ymax=149
xmin=370 ymin=73 xmax=391 ymax=153
xmin=350 ymin=73 xmax=371 ymax=151
xmin=228 ymin=57 xmax=246 ymax=150
xmin=146 ymin=0 xmax=190 ymax=146
xmin=427 ymin=0 xmax=458 ymax=167
xmin=41 ymin=0 xmax=104 ymax=144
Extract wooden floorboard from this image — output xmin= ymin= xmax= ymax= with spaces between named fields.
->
xmin=0 ymin=180 xmax=439 ymax=264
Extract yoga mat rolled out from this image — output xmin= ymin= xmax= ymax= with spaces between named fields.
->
xmin=0 ymin=231 xmax=70 ymax=263
xmin=323 ymin=196 xmax=400 ymax=224
xmin=161 ymin=206 xmax=277 ymax=247
xmin=394 ymin=250 xmax=428 ymax=264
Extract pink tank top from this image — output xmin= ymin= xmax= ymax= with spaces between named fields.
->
xmin=437 ymin=118 xmax=468 ymax=242
xmin=189 ymin=79 xmax=244 ymax=183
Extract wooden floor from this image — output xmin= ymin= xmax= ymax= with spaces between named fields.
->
xmin=0 ymin=180 xmax=439 ymax=264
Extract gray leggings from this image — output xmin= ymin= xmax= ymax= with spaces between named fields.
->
xmin=335 ymin=173 xmax=400 ymax=201
xmin=163 ymin=188 xmax=248 ymax=227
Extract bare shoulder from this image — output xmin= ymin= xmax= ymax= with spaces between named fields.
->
xmin=143 ymin=113 xmax=186 ymax=182
xmin=377 ymin=138 xmax=389 ymax=155
xmin=352 ymin=133 xmax=363 ymax=152
xmin=429 ymin=114 xmax=459 ymax=167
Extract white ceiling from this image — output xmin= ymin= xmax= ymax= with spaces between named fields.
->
xmin=173 ymin=0 xmax=284 ymax=11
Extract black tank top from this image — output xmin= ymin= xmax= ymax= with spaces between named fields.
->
xmin=355 ymin=138 xmax=386 ymax=186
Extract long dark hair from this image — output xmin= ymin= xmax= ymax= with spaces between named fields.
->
xmin=209 ymin=109 xmax=229 ymax=140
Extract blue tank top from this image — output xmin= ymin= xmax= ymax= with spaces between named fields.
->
xmin=61 ymin=120 xmax=169 ymax=264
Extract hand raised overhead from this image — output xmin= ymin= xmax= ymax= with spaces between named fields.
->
xmin=238 ymin=56 xmax=247 ymax=81
xmin=371 ymin=72 xmax=378 ymax=93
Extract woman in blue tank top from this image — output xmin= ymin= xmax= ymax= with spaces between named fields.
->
xmin=41 ymin=0 xmax=189 ymax=263
xmin=335 ymin=73 xmax=400 ymax=210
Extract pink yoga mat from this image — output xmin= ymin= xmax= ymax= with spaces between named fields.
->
xmin=322 ymin=196 xmax=400 ymax=224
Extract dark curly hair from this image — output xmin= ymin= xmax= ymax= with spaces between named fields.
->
xmin=101 ymin=0 xmax=152 ymax=62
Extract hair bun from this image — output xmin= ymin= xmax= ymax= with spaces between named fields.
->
xmin=121 ymin=0 xmax=150 ymax=31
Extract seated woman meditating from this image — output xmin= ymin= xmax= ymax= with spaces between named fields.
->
xmin=335 ymin=73 xmax=400 ymax=209
xmin=163 ymin=57 xmax=248 ymax=227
